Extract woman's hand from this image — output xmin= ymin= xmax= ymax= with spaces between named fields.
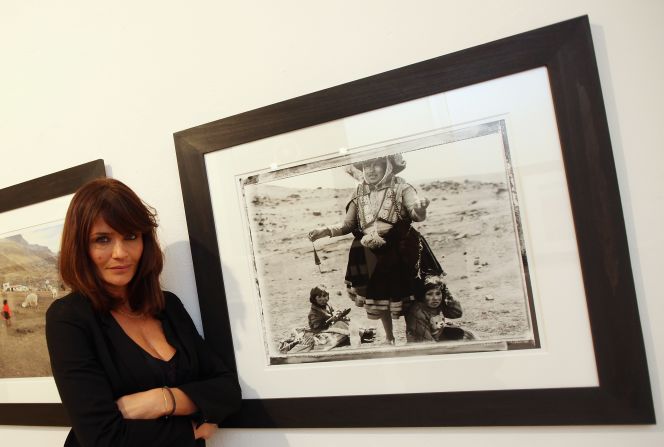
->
xmin=308 ymin=227 xmax=330 ymax=241
xmin=193 ymin=422 xmax=218 ymax=440
xmin=413 ymin=197 xmax=430 ymax=213
xmin=411 ymin=197 xmax=430 ymax=220
xmin=116 ymin=388 xmax=166 ymax=420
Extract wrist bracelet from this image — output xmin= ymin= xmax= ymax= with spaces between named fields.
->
xmin=162 ymin=386 xmax=176 ymax=418
xmin=160 ymin=387 xmax=169 ymax=416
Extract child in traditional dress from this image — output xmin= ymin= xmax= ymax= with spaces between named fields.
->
xmin=308 ymin=285 xmax=336 ymax=332
xmin=2 ymin=299 xmax=11 ymax=327
xmin=309 ymin=154 xmax=443 ymax=344
xmin=406 ymin=275 xmax=473 ymax=342
xmin=278 ymin=285 xmax=351 ymax=354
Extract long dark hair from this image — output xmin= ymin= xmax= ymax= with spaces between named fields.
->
xmin=59 ymin=178 xmax=164 ymax=314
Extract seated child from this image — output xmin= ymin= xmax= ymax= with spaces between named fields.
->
xmin=406 ymin=275 xmax=471 ymax=342
xmin=279 ymin=285 xmax=351 ymax=354
xmin=308 ymin=285 xmax=336 ymax=332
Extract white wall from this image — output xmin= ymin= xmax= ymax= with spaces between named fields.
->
xmin=1 ymin=0 xmax=662 ymax=445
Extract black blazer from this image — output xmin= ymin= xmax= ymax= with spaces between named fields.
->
xmin=46 ymin=291 xmax=241 ymax=447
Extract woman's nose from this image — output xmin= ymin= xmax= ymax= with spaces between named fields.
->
xmin=111 ymin=240 xmax=128 ymax=258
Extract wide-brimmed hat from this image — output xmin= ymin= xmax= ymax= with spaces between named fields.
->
xmin=349 ymin=153 xmax=406 ymax=177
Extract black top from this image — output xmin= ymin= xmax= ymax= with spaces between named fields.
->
xmin=109 ymin=314 xmax=188 ymax=388
xmin=142 ymin=349 xmax=182 ymax=388
xmin=46 ymin=291 xmax=241 ymax=447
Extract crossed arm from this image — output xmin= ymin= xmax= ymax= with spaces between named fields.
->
xmin=46 ymin=296 xmax=241 ymax=447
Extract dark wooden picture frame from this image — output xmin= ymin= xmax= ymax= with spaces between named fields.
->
xmin=0 ymin=159 xmax=106 ymax=426
xmin=174 ymin=16 xmax=654 ymax=427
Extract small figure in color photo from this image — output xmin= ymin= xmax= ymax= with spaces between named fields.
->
xmin=2 ymin=299 xmax=12 ymax=327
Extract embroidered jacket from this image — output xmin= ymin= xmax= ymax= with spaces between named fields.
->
xmin=329 ymin=176 xmax=425 ymax=237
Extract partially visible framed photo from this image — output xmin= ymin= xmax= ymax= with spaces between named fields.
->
xmin=174 ymin=16 xmax=654 ymax=426
xmin=0 ymin=159 xmax=106 ymax=426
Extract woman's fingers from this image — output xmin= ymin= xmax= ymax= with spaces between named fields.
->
xmin=194 ymin=422 xmax=218 ymax=440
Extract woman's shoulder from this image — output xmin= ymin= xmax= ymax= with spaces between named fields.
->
xmin=46 ymin=291 xmax=95 ymax=324
xmin=162 ymin=290 xmax=185 ymax=311
xmin=48 ymin=291 xmax=88 ymax=311
xmin=161 ymin=291 xmax=196 ymax=324
xmin=393 ymin=176 xmax=415 ymax=190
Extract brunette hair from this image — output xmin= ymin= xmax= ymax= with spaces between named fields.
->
xmin=59 ymin=178 xmax=164 ymax=314
xmin=309 ymin=284 xmax=330 ymax=305
xmin=309 ymin=285 xmax=328 ymax=304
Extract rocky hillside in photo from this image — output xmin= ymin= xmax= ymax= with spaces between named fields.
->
xmin=0 ymin=234 xmax=59 ymax=287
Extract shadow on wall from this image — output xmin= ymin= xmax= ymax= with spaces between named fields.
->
xmin=161 ymin=240 xmax=203 ymax=332
xmin=161 ymin=239 xmax=248 ymax=349
xmin=162 ymin=240 xmax=263 ymax=439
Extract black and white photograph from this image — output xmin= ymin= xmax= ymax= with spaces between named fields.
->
xmin=0 ymin=221 xmax=67 ymax=378
xmin=238 ymin=120 xmax=538 ymax=365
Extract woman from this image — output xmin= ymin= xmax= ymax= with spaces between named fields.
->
xmin=308 ymin=154 xmax=443 ymax=344
xmin=46 ymin=178 xmax=241 ymax=447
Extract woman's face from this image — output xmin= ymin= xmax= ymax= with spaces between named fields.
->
xmin=314 ymin=293 xmax=329 ymax=307
xmin=88 ymin=216 xmax=143 ymax=299
xmin=363 ymin=159 xmax=387 ymax=185
xmin=424 ymin=288 xmax=443 ymax=309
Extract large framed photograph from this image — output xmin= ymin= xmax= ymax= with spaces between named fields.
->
xmin=0 ymin=160 xmax=106 ymax=426
xmin=174 ymin=16 xmax=654 ymax=427
xmin=238 ymin=119 xmax=537 ymax=365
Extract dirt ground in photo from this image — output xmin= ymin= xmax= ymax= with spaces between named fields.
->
xmin=0 ymin=291 xmax=56 ymax=378
xmin=245 ymin=177 xmax=534 ymax=359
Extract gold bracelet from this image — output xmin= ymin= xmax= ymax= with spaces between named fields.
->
xmin=161 ymin=387 xmax=169 ymax=417
xmin=163 ymin=386 xmax=176 ymax=417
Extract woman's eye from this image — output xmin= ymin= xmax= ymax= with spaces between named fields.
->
xmin=125 ymin=233 xmax=137 ymax=241
xmin=94 ymin=236 xmax=110 ymax=244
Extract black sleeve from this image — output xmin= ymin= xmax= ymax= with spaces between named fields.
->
xmin=46 ymin=298 xmax=196 ymax=447
xmin=166 ymin=293 xmax=242 ymax=425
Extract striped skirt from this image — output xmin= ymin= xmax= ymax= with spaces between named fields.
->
xmin=344 ymin=224 xmax=443 ymax=319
